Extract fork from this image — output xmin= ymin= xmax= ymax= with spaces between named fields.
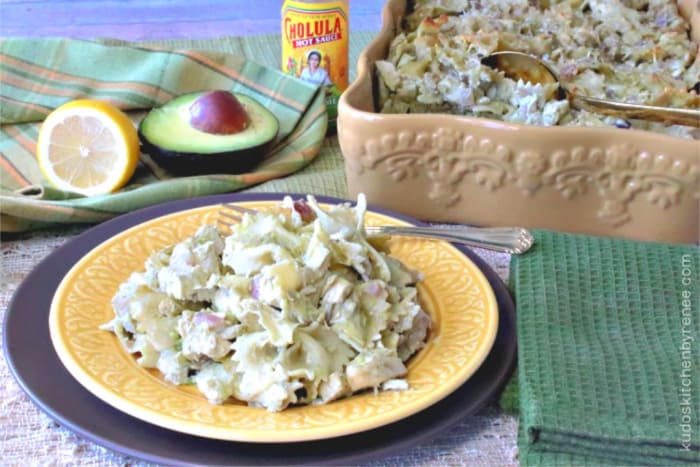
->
xmin=218 ymin=203 xmax=534 ymax=254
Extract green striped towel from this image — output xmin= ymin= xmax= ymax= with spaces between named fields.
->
xmin=0 ymin=37 xmax=327 ymax=232
xmin=509 ymin=230 xmax=700 ymax=465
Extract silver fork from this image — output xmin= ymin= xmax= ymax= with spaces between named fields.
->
xmin=217 ymin=203 xmax=534 ymax=254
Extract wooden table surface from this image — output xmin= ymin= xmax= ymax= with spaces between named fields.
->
xmin=0 ymin=2 xmax=520 ymax=466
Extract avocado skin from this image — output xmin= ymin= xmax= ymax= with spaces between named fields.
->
xmin=138 ymin=91 xmax=279 ymax=175
xmin=138 ymin=129 xmax=276 ymax=175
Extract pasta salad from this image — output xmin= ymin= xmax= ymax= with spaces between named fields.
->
xmin=101 ymin=195 xmax=431 ymax=411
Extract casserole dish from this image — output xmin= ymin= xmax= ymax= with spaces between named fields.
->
xmin=338 ymin=0 xmax=699 ymax=244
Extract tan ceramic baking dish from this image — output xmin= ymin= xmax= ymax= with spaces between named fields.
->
xmin=338 ymin=0 xmax=700 ymax=244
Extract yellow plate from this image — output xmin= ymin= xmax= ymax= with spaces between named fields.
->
xmin=49 ymin=200 xmax=499 ymax=443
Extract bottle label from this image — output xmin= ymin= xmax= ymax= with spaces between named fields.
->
xmin=281 ymin=0 xmax=349 ymax=129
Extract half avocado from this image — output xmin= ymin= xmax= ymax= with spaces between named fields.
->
xmin=138 ymin=91 xmax=279 ymax=175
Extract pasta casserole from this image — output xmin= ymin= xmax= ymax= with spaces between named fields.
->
xmin=376 ymin=0 xmax=700 ymax=139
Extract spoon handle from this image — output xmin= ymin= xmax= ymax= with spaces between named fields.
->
xmin=569 ymin=94 xmax=700 ymax=127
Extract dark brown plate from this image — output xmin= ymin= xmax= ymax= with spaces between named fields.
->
xmin=3 ymin=192 xmax=516 ymax=466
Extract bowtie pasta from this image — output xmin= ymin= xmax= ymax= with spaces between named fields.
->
xmin=101 ymin=195 xmax=431 ymax=411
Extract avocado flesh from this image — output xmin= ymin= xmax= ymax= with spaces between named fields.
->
xmin=138 ymin=92 xmax=279 ymax=174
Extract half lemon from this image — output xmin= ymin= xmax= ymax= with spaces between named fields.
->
xmin=36 ymin=99 xmax=140 ymax=196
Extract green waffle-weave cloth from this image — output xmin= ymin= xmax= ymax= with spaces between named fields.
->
xmin=0 ymin=32 xmax=376 ymax=232
xmin=510 ymin=230 xmax=700 ymax=465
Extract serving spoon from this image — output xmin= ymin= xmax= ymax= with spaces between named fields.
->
xmin=481 ymin=50 xmax=700 ymax=127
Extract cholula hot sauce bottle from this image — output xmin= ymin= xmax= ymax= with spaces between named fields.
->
xmin=282 ymin=0 xmax=349 ymax=133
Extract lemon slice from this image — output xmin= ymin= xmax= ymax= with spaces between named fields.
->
xmin=36 ymin=99 xmax=140 ymax=196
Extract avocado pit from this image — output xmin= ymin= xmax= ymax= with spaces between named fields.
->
xmin=188 ymin=90 xmax=251 ymax=134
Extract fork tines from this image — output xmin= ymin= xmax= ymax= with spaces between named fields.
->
xmin=217 ymin=203 xmax=259 ymax=235
xmin=223 ymin=203 xmax=257 ymax=217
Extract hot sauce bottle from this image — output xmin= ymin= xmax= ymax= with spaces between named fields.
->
xmin=281 ymin=0 xmax=349 ymax=133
